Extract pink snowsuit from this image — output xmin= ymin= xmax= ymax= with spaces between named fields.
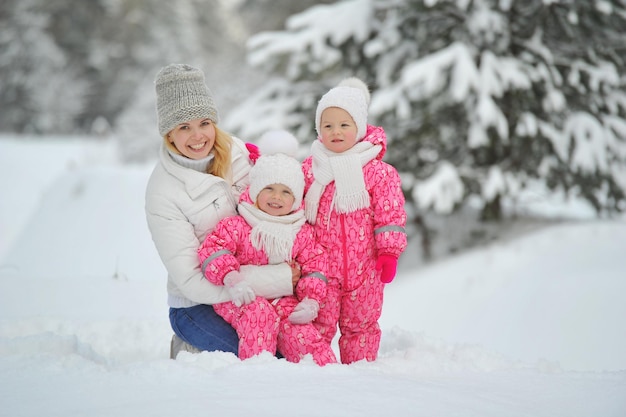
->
xmin=197 ymin=191 xmax=337 ymax=366
xmin=302 ymin=125 xmax=407 ymax=364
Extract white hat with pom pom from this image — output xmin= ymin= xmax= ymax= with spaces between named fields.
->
xmin=249 ymin=130 xmax=305 ymax=212
xmin=315 ymin=77 xmax=371 ymax=141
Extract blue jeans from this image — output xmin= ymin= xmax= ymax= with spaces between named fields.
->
xmin=169 ymin=305 xmax=239 ymax=355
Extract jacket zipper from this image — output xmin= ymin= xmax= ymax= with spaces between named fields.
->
xmin=340 ymin=214 xmax=349 ymax=289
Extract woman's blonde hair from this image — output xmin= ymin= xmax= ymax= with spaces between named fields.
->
xmin=164 ymin=124 xmax=233 ymax=181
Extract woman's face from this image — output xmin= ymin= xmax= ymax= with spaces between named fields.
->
xmin=319 ymin=107 xmax=358 ymax=153
xmin=168 ymin=118 xmax=216 ymax=160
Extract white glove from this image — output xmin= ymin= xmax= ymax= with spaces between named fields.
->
xmin=224 ymin=271 xmax=255 ymax=307
xmin=288 ymin=297 xmax=319 ymax=324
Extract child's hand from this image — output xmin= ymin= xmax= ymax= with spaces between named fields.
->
xmin=290 ymin=262 xmax=301 ymax=293
xmin=288 ymin=297 xmax=319 ymax=324
xmin=375 ymin=254 xmax=398 ymax=284
xmin=224 ymin=271 xmax=256 ymax=307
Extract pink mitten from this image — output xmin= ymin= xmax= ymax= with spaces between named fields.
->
xmin=224 ymin=271 xmax=255 ymax=307
xmin=245 ymin=143 xmax=260 ymax=163
xmin=375 ymin=254 xmax=398 ymax=284
xmin=288 ymin=297 xmax=319 ymax=324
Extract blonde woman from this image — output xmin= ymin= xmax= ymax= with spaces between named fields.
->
xmin=145 ymin=64 xmax=297 ymax=358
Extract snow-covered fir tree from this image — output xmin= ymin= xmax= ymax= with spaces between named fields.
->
xmin=226 ymin=0 xmax=626 ymax=219
xmin=0 ymin=0 xmax=327 ymax=163
xmin=0 ymin=0 xmax=219 ymax=136
xmin=0 ymin=0 xmax=88 ymax=134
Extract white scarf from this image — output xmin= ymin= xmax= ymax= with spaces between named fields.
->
xmin=238 ymin=202 xmax=306 ymax=264
xmin=305 ymin=140 xmax=381 ymax=224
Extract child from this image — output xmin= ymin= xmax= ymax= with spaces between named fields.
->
xmin=198 ymin=130 xmax=337 ymax=366
xmin=303 ymin=78 xmax=408 ymax=364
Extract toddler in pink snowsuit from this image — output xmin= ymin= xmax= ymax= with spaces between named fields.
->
xmin=303 ymin=78 xmax=408 ymax=364
xmin=198 ymin=130 xmax=337 ymax=366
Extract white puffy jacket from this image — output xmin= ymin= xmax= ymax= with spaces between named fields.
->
xmin=145 ymin=137 xmax=292 ymax=308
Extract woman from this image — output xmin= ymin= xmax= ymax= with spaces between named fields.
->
xmin=145 ymin=64 xmax=296 ymax=358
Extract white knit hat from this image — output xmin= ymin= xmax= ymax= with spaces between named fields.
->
xmin=315 ymin=77 xmax=371 ymax=141
xmin=155 ymin=64 xmax=219 ymax=136
xmin=249 ymin=130 xmax=304 ymax=212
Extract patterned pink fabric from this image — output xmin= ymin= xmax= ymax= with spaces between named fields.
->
xmin=214 ymin=298 xmax=279 ymax=359
xmin=302 ymin=125 xmax=407 ymax=364
xmin=274 ymin=297 xmax=337 ymax=366
xmin=198 ymin=203 xmax=335 ymax=365
xmin=198 ymin=209 xmax=329 ymax=304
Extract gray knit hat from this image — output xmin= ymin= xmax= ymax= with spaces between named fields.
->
xmin=155 ymin=64 xmax=219 ymax=136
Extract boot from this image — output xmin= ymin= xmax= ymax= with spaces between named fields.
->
xmin=170 ymin=334 xmax=201 ymax=359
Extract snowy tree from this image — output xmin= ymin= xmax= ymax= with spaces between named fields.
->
xmin=0 ymin=0 xmax=148 ymax=134
xmin=0 ymin=0 xmax=328 ymax=163
xmin=0 ymin=0 xmax=88 ymax=134
xmin=228 ymin=0 xmax=626 ymax=219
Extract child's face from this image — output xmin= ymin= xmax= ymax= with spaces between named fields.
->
xmin=256 ymin=184 xmax=296 ymax=216
xmin=168 ymin=118 xmax=216 ymax=160
xmin=319 ymin=107 xmax=358 ymax=153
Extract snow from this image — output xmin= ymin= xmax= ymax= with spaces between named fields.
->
xmin=1 ymin=136 xmax=625 ymax=416
xmin=566 ymin=112 xmax=608 ymax=173
xmin=412 ymin=160 xmax=464 ymax=213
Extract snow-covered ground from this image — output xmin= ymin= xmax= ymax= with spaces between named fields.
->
xmin=1 ymin=135 xmax=625 ymax=417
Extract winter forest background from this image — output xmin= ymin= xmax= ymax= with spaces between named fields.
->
xmin=2 ymin=1 xmax=626 ymax=415
xmin=2 ymin=0 xmax=626 ymax=258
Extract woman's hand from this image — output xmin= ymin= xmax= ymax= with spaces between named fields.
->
xmin=290 ymin=262 xmax=301 ymax=292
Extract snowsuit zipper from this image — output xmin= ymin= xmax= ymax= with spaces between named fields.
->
xmin=340 ymin=214 xmax=349 ymax=291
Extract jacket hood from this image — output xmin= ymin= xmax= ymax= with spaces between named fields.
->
xmin=362 ymin=125 xmax=387 ymax=160
xmin=239 ymin=187 xmax=254 ymax=205
xmin=158 ymin=144 xmax=226 ymax=199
